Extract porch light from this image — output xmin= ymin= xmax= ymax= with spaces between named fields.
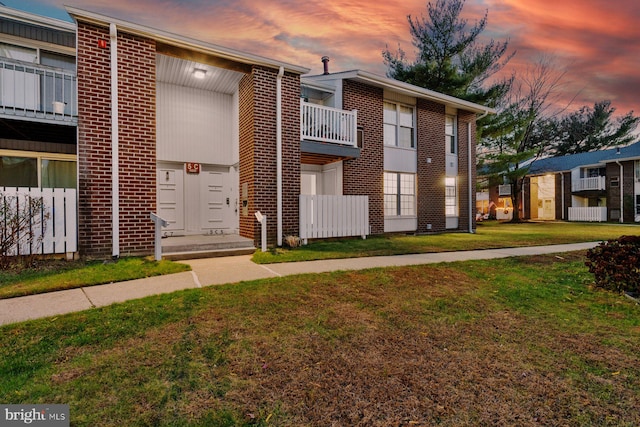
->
xmin=193 ymin=68 xmax=207 ymax=79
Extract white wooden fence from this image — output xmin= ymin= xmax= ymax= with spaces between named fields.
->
xmin=1 ymin=187 xmax=77 ymax=256
xmin=568 ymin=207 xmax=607 ymax=222
xmin=299 ymin=195 xmax=369 ymax=244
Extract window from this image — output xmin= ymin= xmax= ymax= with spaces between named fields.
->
xmin=445 ymin=177 xmax=458 ymax=217
xmin=0 ymin=157 xmax=37 ymax=187
xmin=446 ymin=115 xmax=457 ymax=154
xmin=384 ymin=102 xmax=414 ymax=148
xmin=635 ymin=160 xmax=640 ymax=182
xmin=0 ymin=154 xmax=76 ymax=189
xmin=384 ymin=172 xmax=415 ymax=216
xmin=610 ymin=176 xmax=619 ymax=188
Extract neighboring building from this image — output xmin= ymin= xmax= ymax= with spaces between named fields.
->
xmin=1 ymin=5 xmax=493 ymax=259
xmin=478 ymin=142 xmax=640 ymax=223
xmin=0 ymin=6 xmax=78 ymax=256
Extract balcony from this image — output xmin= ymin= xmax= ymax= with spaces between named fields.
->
xmin=1 ymin=58 xmax=77 ymax=125
xmin=301 ymin=100 xmax=357 ymax=147
xmin=572 ymin=176 xmax=606 ymax=192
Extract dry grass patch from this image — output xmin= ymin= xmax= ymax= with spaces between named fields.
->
xmin=1 ymin=254 xmax=639 ymax=426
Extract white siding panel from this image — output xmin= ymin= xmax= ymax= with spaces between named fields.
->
xmin=383 ymin=89 xmax=416 ymax=106
xmin=157 ymin=82 xmax=235 ymax=165
xmin=384 ymin=146 xmax=417 ymax=173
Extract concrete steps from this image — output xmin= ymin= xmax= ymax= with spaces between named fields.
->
xmin=161 ymin=234 xmax=256 ymax=260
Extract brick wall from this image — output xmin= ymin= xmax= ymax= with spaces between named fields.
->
xmin=77 ymin=22 xmax=156 ymax=258
xmin=342 ymin=80 xmax=384 ymax=234
xmin=607 ymin=160 xmax=636 ymax=222
xmin=416 ymin=99 xmax=446 ymax=233
xmin=457 ymin=111 xmax=476 ymax=232
xmin=238 ymin=66 xmax=300 ymax=246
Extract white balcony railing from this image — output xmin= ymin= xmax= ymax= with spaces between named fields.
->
xmin=299 ymin=194 xmax=369 ymax=244
xmin=301 ymin=100 xmax=358 ymax=147
xmin=568 ymin=207 xmax=607 ymax=222
xmin=572 ymin=176 xmax=606 ymax=192
xmin=1 ymin=58 xmax=77 ymax=123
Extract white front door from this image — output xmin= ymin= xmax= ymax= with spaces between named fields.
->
xmin=157 ymin=165 xmax=184 ymax=231
xmin=158 ymin=163 xmax=238 ymax=235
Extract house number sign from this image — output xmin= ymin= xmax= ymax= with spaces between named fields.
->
xmin=186 ymin=162 xmax=200 ymax=174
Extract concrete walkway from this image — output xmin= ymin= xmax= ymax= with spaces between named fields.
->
xmin=0 ymin=242 xmax=599 ymax=326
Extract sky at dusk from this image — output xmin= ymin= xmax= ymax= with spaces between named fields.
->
xmin=4 ymin=0 xmax=640 ymax=117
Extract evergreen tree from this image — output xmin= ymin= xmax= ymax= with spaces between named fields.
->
xmin=383 ymin=0 xmax=513 ymax=107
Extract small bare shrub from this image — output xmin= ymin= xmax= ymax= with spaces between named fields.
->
xmin=0 ymin=193 xmax=50 ymax=269
xmin=283 ymin=235 xmax=302 ymax=248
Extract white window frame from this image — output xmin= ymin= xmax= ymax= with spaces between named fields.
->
xmin=384 ymin=172 xmax=416 ymax=217
xmin=446 ymin=115 xmax=457 ymax=155
xmin=0 ymin=149 xmax=76 ymax=189
xmin=445 ymin=177 xmax=458 ymax=217
xmin=384 ymin=101 xmax=415 ymax=149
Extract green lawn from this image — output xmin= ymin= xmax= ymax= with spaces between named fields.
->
xmin=253 ymin=220 xmax=640 ymax=263
xmin=0 ymin=257 xmax=190 ymax=299
xmin=1 ymin=252 xmax=638 ymax=426
xmin=1 ymin=221 xmax=638 ymax=300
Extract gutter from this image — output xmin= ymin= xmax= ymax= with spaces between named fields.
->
xmin=276 ymin=66 xmax=284 ymax=247
xmin=110 ymin=23 xmax=120 ymax=258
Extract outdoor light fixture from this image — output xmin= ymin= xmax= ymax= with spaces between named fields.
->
xmin=193 ymin=68 xmax=207 ymax=79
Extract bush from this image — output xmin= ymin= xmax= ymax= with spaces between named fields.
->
xmin=0 ymin=193 xmax=49 ymax=269
xmin=585 ymin=236 xmax=640 ymax=295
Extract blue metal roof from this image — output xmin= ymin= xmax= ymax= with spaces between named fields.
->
xmin=527 ymin=141 xmax=640 ymax=175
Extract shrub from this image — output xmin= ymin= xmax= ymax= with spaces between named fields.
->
xmin=0 ymin=193 xmax=50 ymax=269
xmin=585 ymin=236 xmax=640 ymax=295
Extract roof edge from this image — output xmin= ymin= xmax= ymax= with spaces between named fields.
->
xmin=304 ymin=70 xmax=495 ymax=115
xmin=0 ymin=5 xmax=75 ymax=32
xmin=65 ymin=6 xmax=310 ymax=75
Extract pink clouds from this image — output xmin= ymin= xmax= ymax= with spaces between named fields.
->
xmin=8 ymin=0 xmax=640 ymax=115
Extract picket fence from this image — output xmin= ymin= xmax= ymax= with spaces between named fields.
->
xmin=299 ymin=195 xmax=369 ymax=244
xmin=0 ymin=187 xmax=77 ymax=256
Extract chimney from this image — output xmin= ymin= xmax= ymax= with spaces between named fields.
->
xmin=321 ymin=56 xmax=330 ymax=75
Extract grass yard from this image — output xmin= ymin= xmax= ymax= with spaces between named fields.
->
xmin=253 ymin=221 xmax=640 ymax=263
xmin=1 ymin=251 xmax=638 ymax=426
xmin=0 ymin=257 xmax=190 ymax=299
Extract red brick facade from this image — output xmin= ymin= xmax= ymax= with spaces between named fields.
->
xmin=342 ymin=80 xmax=385 ymax=234
xmin=77 ymin=22 xmax=156 ymax=258
xmin=239 ymin=66 xmax=300 ymax=246
xmin=416 ymin=99 xmax=446 ymax=233
xmin=457 ymin=111 xmax=476 ymax=232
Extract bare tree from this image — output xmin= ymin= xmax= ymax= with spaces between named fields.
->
xmin=479 ymin=56 xmax=569 ymax=222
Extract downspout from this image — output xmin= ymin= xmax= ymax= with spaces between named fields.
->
xmin=616 ymin=160 xmax=624 ymax=223
xmin=468 ymin=109 xmax=490 ymax=233
xmin=276 ymin=66 xmax=284 ymax=246
xmin=110 ymin=23 xmax=120 ymax=258
xmin=561 ymin=173 xmax=565 ymax=220
xmin=467 ymin=121 xmax=473 ymax=233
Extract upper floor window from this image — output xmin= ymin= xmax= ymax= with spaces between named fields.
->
xmin=0 ymin=42 xmax=75 ymax=72
xmin=635 ymin=160 xmax=640 ymax=182
xmin=446 ymin=115 xmax=457 ymax=154
xmin=0 ymin=43 xmax=37 ymax=63
xmin=384 ymin=102 xmax=414 ymax=148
